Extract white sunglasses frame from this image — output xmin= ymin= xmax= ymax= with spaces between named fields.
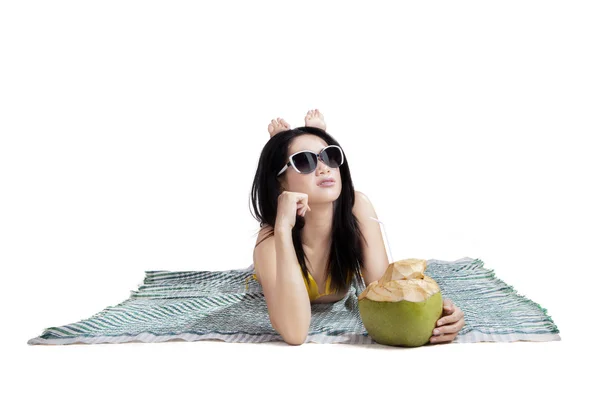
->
xmin=277 ymin=145 xmax=344 ymax=176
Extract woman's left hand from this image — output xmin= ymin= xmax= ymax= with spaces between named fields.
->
xmin=430 ymin=298 xmax=465 ymax=344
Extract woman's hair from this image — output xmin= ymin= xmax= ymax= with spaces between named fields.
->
xmin=249 ymin=126 xmax=367 ymax=295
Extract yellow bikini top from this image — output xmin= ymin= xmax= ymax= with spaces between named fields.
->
xmin=245 ymin=266 xmax=359 ymax=301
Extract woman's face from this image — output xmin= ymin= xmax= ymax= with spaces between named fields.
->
xmin=277 ymin=134 xmax=342 ymax=203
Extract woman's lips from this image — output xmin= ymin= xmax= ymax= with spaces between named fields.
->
xmin=318 ymin=181 xmax=335 ymax=187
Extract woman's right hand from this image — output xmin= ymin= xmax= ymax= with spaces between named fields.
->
xmin=275 ymin=191 xmax=311 ymax=231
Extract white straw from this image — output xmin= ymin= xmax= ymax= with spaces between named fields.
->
xmin=368 ymin=216 xmax=393 ymax=264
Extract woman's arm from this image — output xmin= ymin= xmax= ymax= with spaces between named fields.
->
xmin=253 ymin=225 xmax=311 ymax=345
xmin=352 ymin=191 xmax=390 ymax=286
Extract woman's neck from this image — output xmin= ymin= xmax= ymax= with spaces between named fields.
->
xmin=301 ymin=202 xmax=333 ymax=250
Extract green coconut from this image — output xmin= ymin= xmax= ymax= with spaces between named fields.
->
xmin=358 ymin=258 xmax=443 ymax=347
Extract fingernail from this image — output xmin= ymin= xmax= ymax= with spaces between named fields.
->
xmin=437 ymin=320 xmax=443 ymax=326
xmin=433 ymin=329 xmax=440 ymax=335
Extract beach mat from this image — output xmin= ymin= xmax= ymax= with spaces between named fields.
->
xmin=27 ymin=257 xmax=561 ymax=345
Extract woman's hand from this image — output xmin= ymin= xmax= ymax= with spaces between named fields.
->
xmin=274 ymin=191 xmax=311 ymax=231
xmin=429 ymin=298 xmax=465 ymax=345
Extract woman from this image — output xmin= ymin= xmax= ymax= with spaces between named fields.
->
xmin=248 ymin=109 xmax=465 ymax=345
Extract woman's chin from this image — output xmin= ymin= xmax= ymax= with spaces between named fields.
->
xmin=310 ymin=188 xmax=341 ymax=202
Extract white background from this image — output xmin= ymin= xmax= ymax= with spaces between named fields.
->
xmin=2 ymin=1 xmax=598 ymax=399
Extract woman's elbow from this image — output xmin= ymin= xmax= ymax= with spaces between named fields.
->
xmin=281 ymin=330 xmax=308 ymax=345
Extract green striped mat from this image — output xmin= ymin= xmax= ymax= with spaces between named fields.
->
xmin=27 ymin=257 xmax=560 ymax=345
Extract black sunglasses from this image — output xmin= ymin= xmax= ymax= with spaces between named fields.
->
xmin=277 ymin=145 xmax=344 ymax=176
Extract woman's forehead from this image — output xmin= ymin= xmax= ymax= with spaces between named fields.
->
xmin=289 ymin=135 xmax=328 ymax=154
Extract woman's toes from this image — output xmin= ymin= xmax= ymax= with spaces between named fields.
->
xmin=305 ymin=109 xmax=326 ymax=130
xmin=268 ymin=117 xmax=290 ymax=137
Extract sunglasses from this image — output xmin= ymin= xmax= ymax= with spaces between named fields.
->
xmin=277 ymin=145 xmax=344 ymax=176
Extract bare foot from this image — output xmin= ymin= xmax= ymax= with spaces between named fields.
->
xmin=267 ymin=117 xmax=291 ymax=138
xmin=304 ymin=109 xmax=326 ymax=130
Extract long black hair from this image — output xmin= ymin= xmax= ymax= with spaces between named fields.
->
xmin=249 ymin=126 xmax=367 ymax=295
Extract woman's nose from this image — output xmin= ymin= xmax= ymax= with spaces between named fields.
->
xmin=317 ymin=158 xmax=330 ymax=170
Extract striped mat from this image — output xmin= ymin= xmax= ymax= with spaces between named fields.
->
xmin=27 ymin=257 xmax=561 ymax=345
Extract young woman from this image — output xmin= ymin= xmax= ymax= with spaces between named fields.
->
xmin=248 ymin=109 xmax=465 ymax=345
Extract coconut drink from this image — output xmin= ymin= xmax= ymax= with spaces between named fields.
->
xmin=358 ymin=258 xmax=443 ymax=347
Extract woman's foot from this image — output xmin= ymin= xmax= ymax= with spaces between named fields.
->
xmin=304 ymin=109 xmax=326 ymax=130
xmin=268 ymin=117 xmax=291 ymax=138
